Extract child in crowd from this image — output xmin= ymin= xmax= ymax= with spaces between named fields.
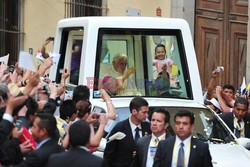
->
xmin=153 ymin=44 xmax=174 ymax=74
xmin=153 ymin=44 xmax=177 ymax=86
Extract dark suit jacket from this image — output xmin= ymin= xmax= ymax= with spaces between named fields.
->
xmin=0 ymin=119 xmax=13 ymax=144
xmin=153 ymin=136 xmax=213 ymax=167
xmin=132 ymin=133 xmax=170 ymax=167
xmin=220 ymin=112 xmax=250 ymax=138
xmin=130 ymin=135 xmax=152 ymax=167
xmin=103 ymin=118 xmax=151 ymax=167
xmin=17 ymin=139 xmax=64 ymax=167
xmin=0 ymin=119 xmax=24 ymax=166
xmin=48 ymin=147 xmax=103 ymax=167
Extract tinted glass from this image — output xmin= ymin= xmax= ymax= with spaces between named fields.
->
xmin=94 ymin=28 xmax=192 ymax=99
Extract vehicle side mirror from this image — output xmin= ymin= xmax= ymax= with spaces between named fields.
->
xmin=238 ymin=138 xmax=250 ymax=150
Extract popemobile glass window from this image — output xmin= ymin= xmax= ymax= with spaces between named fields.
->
xmin=95 ymin=29 xmax=192 ymax=99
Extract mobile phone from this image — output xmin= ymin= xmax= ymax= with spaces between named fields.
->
xmin=216 ymin=66 xmax=224 ymax=72
xmin=29 ymin=48 xmax=33 ymax=55
xmin=48 ymin=37 xmax=54 ymax=41
xmin=8 ymin=65 xmax=15 ymax=73
xmin=92 ymin=113 xmax=101 ymax=119
xmin=96 ymin=114 xmax=100 ymax=119
xmin=43 ymin=85 xmax=50 ymax=92
xmin=16 ymin=119 xmax=23 ymax=130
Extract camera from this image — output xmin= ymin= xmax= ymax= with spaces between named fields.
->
xmin=216 ymin=66 xmax=224 ymax=72
xmin=43 ymin=85 xmax=50 ymax=92
xmin=16 ymin=119 xmax=23 ymax=130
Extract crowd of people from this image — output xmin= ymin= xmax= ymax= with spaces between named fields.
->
xmin=0 ymin=39 xmax=249 ymax=167
xmin=204 ymin=69 xmax=250 ymax=138
xmin=0 ymin=38 xmax=116 ymax=166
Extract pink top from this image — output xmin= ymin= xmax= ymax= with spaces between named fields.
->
xmin=153 ymin=58 xmax=174 ymax=73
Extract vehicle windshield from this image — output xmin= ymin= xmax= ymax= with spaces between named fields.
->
xmin=94 ymin=29 xmax=192 ymax=99
xmin=95 ymin=106 xmax=235 ymax=144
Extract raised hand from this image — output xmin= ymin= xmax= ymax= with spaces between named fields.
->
xmin=6 ymin=95 xmax=28 ymax=115
xmin=123 ymin=66 xmax=135 ymax=81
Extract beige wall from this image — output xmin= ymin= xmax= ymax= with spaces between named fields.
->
xmin=23 ymin=0 xmax=64 ymax=53
xmin=23 ymin=0 xmax=171 ymax=54
xmin=107 ymin=0 xmax=171 ymax=17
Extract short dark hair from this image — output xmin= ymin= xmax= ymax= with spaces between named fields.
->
xmin=59 ymin=100 xmax=77 ymax=121
xmin=174 ymin=110 xmax=195 ymax=124
xmin=25 ymin=97 xmax=39 ymax=118
xmin=69 ymin=120 xmax=90 ymax=147
xmin=73 ymin=85 xmax=90 ymax=103
xmin=223 ymin=84 xmax=235 ymax=94
xmin=234 ymin=97 xmax=249 ymax=108
xmin=152 ymin=108 xmax=170 ymax=124
xmin=129 ymin=97 xmax=148 ymax=113
xmin=13 ymin=96 xmax=38 ymax=117
xmin=35 ymin=113 xmax=57 ymax=138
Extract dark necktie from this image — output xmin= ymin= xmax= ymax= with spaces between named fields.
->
xmin=177 ymin=142 xmax=184 ymax=167
xmin=135 ymin=127 xmax=140 ymax=141
xmin=154 ymin=137 xmax=159 ymax=145
xmin=235 ymin=120 xmax=242 ymax=138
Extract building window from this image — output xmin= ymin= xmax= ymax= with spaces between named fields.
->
xmin=0 ymin=0 xmax=22 ymax=64
xmin=64 ymin=0 xmax=107 ymax=18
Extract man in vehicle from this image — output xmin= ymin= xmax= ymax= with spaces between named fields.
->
xmin=100 ymin=53 xmax=138 ymax=96
xmin=220 ymin=97 xmax=250 ymax=138
xmin=132 ymin=108 xmax=171 ymax=167
xmin=153 ymin=110 xmax=213 ymax=167
xmin=103 ymin=97 xmax=151 ymax=167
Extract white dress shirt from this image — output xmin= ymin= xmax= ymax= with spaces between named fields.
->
xmin=129 ymin=116 xmax=142 ymax=140
xmin=171 ymin=135 xmax=192 ymax=167
xmin=146 ymin=133 xmax=166 ymax=167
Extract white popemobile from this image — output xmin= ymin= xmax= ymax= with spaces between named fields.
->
xmin=49 ymin=17 xmax=250 ymax=166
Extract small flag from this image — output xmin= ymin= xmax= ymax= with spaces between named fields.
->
xmin=0 ymin=54 xmax=9 ymax=65
xmin=170 ymin=43 xmax=175 ymax=55
xmin=240 ymin=76 xmax=246 ymax=95
xmin=246 ymin=83 xmax=250 ymax=97
xmin=36 ymin=49 xmax=44 ymax=63
xmin=102 ymin=53 xmax=110 ymax=64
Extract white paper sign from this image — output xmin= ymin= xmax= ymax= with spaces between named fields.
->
xmin=0 ymin=54 xmax=9 ymax=65
xmin=49 ymin=52 xmax=61 ymax=66
xmin=18 ymin=51 xmax=37 ymax=72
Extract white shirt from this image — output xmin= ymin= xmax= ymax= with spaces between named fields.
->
xmin=233 ymin=114 xmax=244 ymax=137
xmin=129 ymin=116 xmax=142 ymax=140
xmin=171 ymin=135 xmax=192 ymax=167
xmin=3 ymin=113 xmax=13 ymax=123
xmin=146 ymin=133 xmax=166 ymax=167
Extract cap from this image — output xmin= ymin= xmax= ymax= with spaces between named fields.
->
xmin=102 ymin=76 xmax=112 ymax=85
